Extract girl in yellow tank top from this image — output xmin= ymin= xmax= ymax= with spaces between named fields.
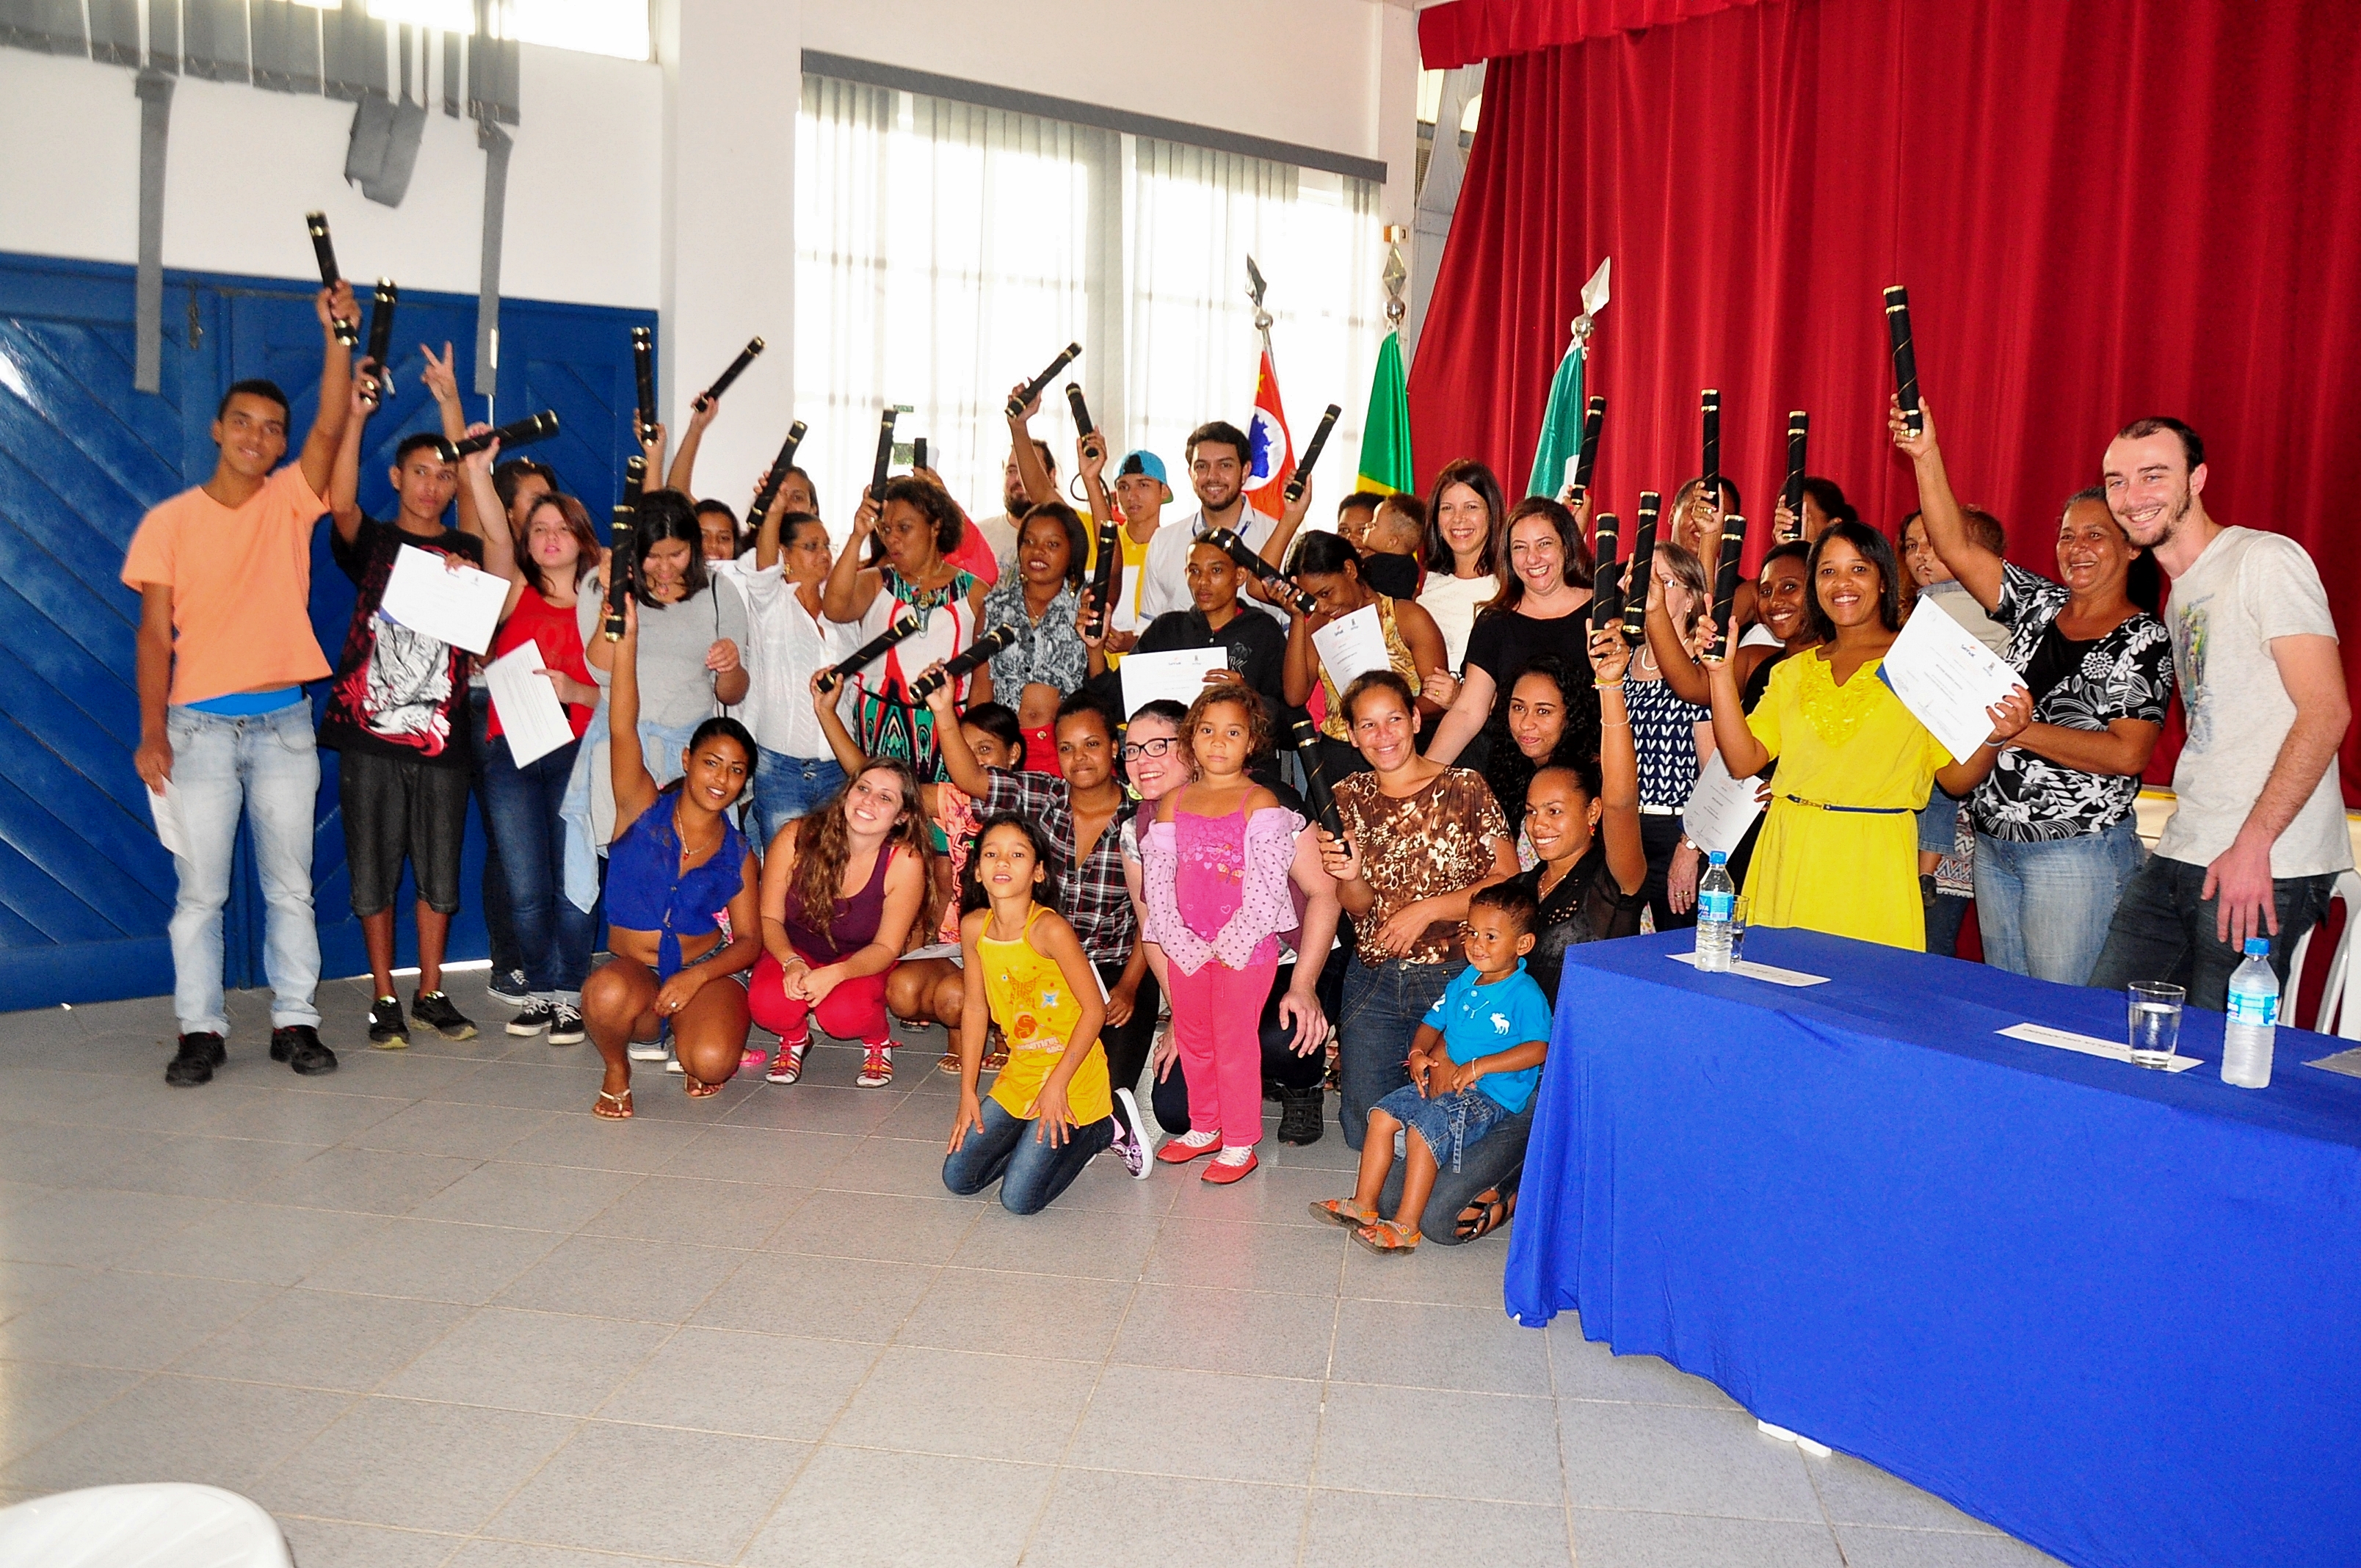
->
xmin=943 ymin=813 xmax=1120 ymax=1214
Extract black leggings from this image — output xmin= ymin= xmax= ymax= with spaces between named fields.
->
xmin=1147 ymin=957 xmax=1333 ymax=1133
xmin=1094 ymin=960 xmax=1161 ymax=1106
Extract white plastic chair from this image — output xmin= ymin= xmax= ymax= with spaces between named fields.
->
xmin=0 ymin=1484 xmax=290 ymax=1568
xmin=2286 ymin=869 xmax=2361 ymax=1039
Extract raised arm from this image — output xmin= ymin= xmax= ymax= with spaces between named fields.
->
xmin=454 ymin=438 xmax=523 ymax=616
xmin=1007 ymin=385 xmax=1053 ymax=507
xmin=1281 ymin=602 xmax=1323 ymax=707
xmin=297 ymin=281 xmax=359 ymax=498
xmin=754 ymin=478 xmax=789 ymax=572
xmin=607 ymin=600 xmax=661 ymax=835
xmin=665 ymin=394 xmax=719 ymax=496
xmin=809 ymin=670 xmax=867 ymax=776
xmin=1702 ymin=638 xmax=1771 ymax=780
xmin=1258 ymin=480 xmax=1316 ymax=576
xmin=1424 ymin=665 xmax=1496 ymax=766
xmin=326 ymin=369 xmax=372 ymax=547
xmin=1588 ymin=628 xmax=1650 ymax=897
xmin=820 ymin=494 xmax=882 ymax=624
xmin=923 ymin=675 xmax=996 ymax=800
xmin=1889 ymin=395 xmax=2004 ymax=612
xmin=1645 ymin=574 xmax=1712 ymax=705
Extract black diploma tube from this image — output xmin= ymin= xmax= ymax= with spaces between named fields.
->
xmin=305 ymin=211 xmax=360 ymax=346
xmin=1084 ymin=504 xmax=1121 ymax=637
xmin=868 ymin=407 xmax=899 ymax=501
xmin=1572 ymin=394 xmax=1606 ymax=500
xmin=1620 ymin=492 xmax=1661 ymax=647
xmin=1701 ymin=388 xmax=1722 ymax=505
xmin=747 ymin=420 xmax=809 ymax=524
xmin=603 ymin=498 xmax=637 ymax=644
xmin=1205 ymin=526 xmax=1317 ymax=615
xmin=438 ymin=410 xmax=559 ymax=462
xmin=1884 ymin=286 xmax=1922 ymax=435
xmin=360 ymin=280 xmax=398 ymax=402
xmin=621 ymin=453 xmax=647 ymax=509
xmin=1289 ymin=717 xmax=1344 ymax=838
xmin=1065 ymin=382 xmax=1102 ymax=467
xmin=913 ymin=435 xmax=929 ymax=472
xmin=1008 ymin=342 xmax=1083 ymax=419
xmin=1783 ymin=411 xmax=1809 ymax=530
xmin=1282 ymin=404 xmax=1343 ymax=504
xmin=817 ymin=611 xmax=925 ymax=695
xmin=630 ymin=325 xmax=656 ymax=440
xmin=1705 ymin=515 xmax=1748 ymax=662
xmin=1589 ymin=512 xmax=1623 ymax=637
xmin=692 ymin=336 xmax=764 ymax=413
xmin=909 ymin=624 xmax=1020 ymax=703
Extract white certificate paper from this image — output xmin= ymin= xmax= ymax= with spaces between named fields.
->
xmin=378 ymin=543 xmax=509 ymax=656
xmin=1682 ymin=752 xmax=1764 ymax=856
xmin=148 ymin=782 xmax=188 ymax=858
xmin=1311 ymin=604 xmax=1394 ymax=689
xmin=1120 ymin=647 xmax=1228 ymax=716
xmin=485 ymin=642 xmax=578 ymax=768
xmin=1879 ymin=597 xmax=2027 ymax=764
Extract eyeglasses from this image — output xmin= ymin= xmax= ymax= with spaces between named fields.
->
xmin=1121 ymin=736 xmax=1179 ymax=761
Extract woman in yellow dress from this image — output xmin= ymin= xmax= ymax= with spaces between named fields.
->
xmin=1702 ymin=523 xmax=2030 ymax=950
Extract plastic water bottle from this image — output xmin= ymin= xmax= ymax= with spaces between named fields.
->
xmin=2221 ymin=937 xmax=2279 ymax=1089
xmin=1695 ymin=851 xmax=1736 ymax=972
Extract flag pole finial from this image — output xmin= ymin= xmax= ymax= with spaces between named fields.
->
xmin=1573 ymin=256 xmax=1612 ymax=347
xmin=1246 ymin=255 xmax=1272 ymax=334
xmin=1381 ymin=227 xmax=1408 ymax=328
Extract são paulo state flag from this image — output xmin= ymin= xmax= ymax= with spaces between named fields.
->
xmin=1243 ymin=345 xmax=1294 ymax=518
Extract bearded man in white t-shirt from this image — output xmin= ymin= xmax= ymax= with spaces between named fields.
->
xmin=2087 ymin=416 xmax=2353 ymax=1009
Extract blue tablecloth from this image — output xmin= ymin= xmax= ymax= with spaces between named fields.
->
xmin=1505 ymin=928 xmax=2361 ymax=1568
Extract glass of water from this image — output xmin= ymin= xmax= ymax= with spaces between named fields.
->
xmin=2128 ymin=981 xmax=2185 ymax=1067
xmin=1730 ymin=896 xmax=1750 ymax=963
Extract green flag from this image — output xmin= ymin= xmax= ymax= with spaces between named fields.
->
xmin=1357 ymin=330 xmax=1414 ymax=494
xmin=1526 ymin=341 xmax=1585 ymax=498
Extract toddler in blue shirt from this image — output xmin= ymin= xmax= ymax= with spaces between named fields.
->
xmin=1314 ymin=880 xmax=1552 ymax=1255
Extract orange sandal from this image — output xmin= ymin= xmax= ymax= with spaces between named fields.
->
xmin=1352 ymin=1218 xmax=1421 ymax=1256
xmin=1309 ymin=1198 xmax=1379 ymax=1229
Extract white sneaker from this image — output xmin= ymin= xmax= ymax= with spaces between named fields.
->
xmin=628 ymin=1041 xmax=667 ymax=1061
xmin=664 ymin=1052 xmax=685 ymax=1075
xmin=1109 ymin=1087 xmax=1152 ymax=1178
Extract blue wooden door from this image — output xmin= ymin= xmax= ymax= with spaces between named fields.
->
xmin=0 ymin=250 xmax=650 ymax=1012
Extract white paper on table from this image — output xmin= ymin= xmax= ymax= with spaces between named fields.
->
xmin=1682 ymin=753 xmax=1765 ymax=856
xmin=1666 ymin=951 xmax=1831 ymax=987
xmin=485 ymin=643 xmax=579 ymax=768
xmin=2306 ymin=1047 xmax=2361 ymax=1079
xmin=1998 ymin=1020 xmax=2203 ymax=1073
xmin=377 ymin=543 xmax=509 ymax=656
xmin=1120 ymin=647 xmax=1228 ymax=716
xmin=147 ymin=782 xmax=187 ymax=858
xmin=1878 ymin=597 xmax=2028 ymax=764
xmin=1310 ymin=604 xmax=1395 ymax=690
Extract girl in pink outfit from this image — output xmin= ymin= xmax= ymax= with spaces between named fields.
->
xmin=1140 ymin=687 xmax=1339 ymax=1183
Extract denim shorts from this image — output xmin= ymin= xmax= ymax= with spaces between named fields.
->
xmin=338 ymin=747 xmax=471 ymax=917
xmin=1374 ymin=1082 xmax=1513 ymax=1174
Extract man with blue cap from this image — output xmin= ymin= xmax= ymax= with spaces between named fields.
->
xmin=1084 ymin=446 xmax=1172 ymax=652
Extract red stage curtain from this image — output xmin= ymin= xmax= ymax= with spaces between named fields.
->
xmin=1418 ymin=0 xmax=1769 ymax=68
xmin=1407 ymin=0 xmax=2361 ymax=793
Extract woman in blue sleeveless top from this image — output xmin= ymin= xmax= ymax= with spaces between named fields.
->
xmin=584 ymin=599 xmax=761 ymax=1118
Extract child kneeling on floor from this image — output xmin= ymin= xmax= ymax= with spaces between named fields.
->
xmin=1315 ymin=881 xmax=1551 ymax=1255
xmin=942 ymin=813 xmax=1120 ymax=1213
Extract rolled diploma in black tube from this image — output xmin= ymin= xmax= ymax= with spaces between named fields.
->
xmin=913 ymin=435 xmax=928 ymax=472
xmin=1085 ymin=508 xmax=1121 ymax=636
xmin=747 ymin=421 xmax=809 ymax=523
xmin=1784 ymin=411 xmax=1809 ymax=522
xmin=1706 ymin=515 xmax=1747 ymax=661
xmin=694 ymin=336 xmax=764 ymax=411
xmin=1701 ymin=389 xmax=1722 ymax=503
xmin=1007 ymin=342 xmax=1083 ymax=419
xmin=868 ymin=408 xmax=898 ymax=501
xmin=362 ymin=281 xmax=398 ymax=397
xmin=1289 ymin=717 xmax=1344 ymax=838
xmin=1620 ymin=493 xmax=1661 ymax=647
xmin=1589 ymin=512 xmax=1622 ymax=636
xmin=603 ymin=504 xmax=635 ymax=642
xmin=909 ymin=624 xmax=1019 ymax=703
xmin=621 ymin=454 xmax=647 ymax=509
xmin=440 ymin=410 xmax=559 ymax=461
xmin=1283 ymin=404 xmax=1343 ymax=504
xmin=1205 ymin=527 xmax=1316 ymax=615
xmin=1573 ymin=395 xmax=1606 ymax=498
xmin=631 ymin=326 xmax=656 ymax=438
xmin=1065 ymin=382 xmax=1096 ymax=450
xmin=1884 ymin=286 xmax=1921 ymax=434
xmin=819 ymin=611 xmax=925 ymax=694
xmin=305 ymin=212 xmax=359 ymax=346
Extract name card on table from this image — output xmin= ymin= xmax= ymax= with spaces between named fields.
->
xmin=1997 ymin=1021 xmax=2203 ymax=1072
xmin=2303 ymin=1046 xmax=2361 ymax=1080
xmin=1667 ymin=951 xmax=1831 ymax=987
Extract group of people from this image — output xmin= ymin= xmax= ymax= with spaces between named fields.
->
xmin=125 ymin=280 xmax=2351 ymax=1241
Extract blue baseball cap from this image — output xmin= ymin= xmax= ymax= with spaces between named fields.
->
xmin=1117 ymin=450 xmax=1172 ymax=498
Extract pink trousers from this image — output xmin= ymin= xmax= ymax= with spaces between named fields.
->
xmin=749 ymin=952 xmax=893 ymax=1045
xmin=1167 ymin=957 xmax=1280 ymax=1150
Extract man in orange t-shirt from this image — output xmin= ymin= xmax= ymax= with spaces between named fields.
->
xmin=121 ymin=282 xmax=358 ymax=1088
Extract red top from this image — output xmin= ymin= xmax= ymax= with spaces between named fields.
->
xmin=489 ymin=584 xmax=595 ymax=740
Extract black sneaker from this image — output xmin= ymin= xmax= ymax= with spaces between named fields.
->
xmin=412 ymin=990 xmax=477 ymax=1041
xmin=270 ymin=1025 xmax=338 ymax=1076
xmin=507 ymin=1000 xmax=555 ymax=1037
xmin=368 ymin=995 xmax=409 ymax=1048
xmin=165 ymin=1031 xmax=226 ymax=1087
xmin=1277 ymin=1085 xmax=1324 ymax=1146
xmin=486 ymin=968 xmax=533 ymax=1006
xmin=545 ymin=1003 xmax=585 ymax=1046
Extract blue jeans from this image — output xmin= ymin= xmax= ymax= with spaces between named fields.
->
xmin=481 ymin=733 xmax=601 ymax=1002
xmin=469 ymin=687 xmax=521 ymax=976
xmin=941 ymin=1096 xmax=1114 ymax=1215
xmin=2087 ymin=851 xmax=2336 ymax=1012
xmin=164 ymin=701 xmax=321 ymax=1034
xmin=1975 ymin=817 xmax=2146 ymax=984
xmin=753 ymin=749 xmax=846 ymax=846
xmin=1337 ymin=955 xmax=1464 ymax=1151
xmin=1378 ymin=1105 xmax=1534 ymax=1246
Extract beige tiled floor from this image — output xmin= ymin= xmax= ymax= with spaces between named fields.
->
xmin=0 ymin=971 xmax=2067 ymax=1567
